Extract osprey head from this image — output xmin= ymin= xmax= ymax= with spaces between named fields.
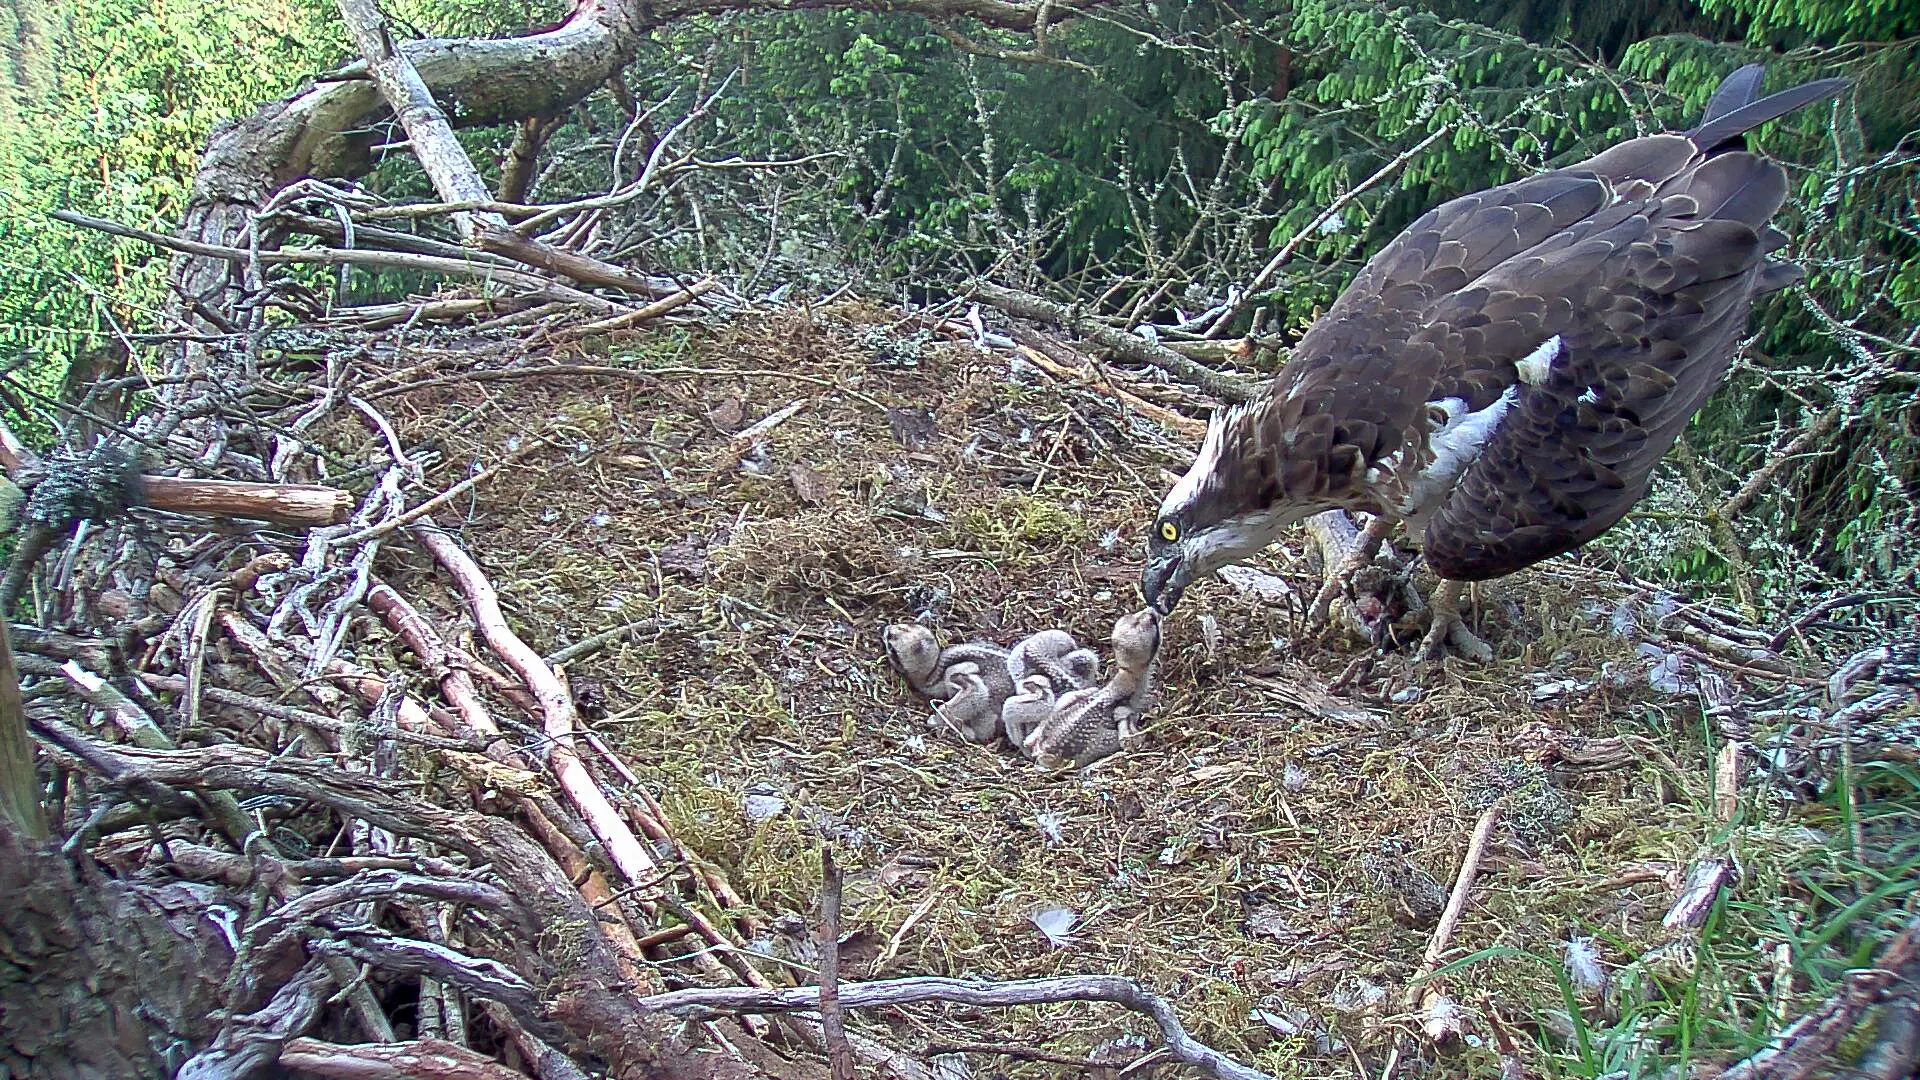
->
xmin=1140 ymin=402 xmax=1313 ymax=613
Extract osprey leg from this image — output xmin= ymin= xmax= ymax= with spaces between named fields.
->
xmin=1416 ymin=579 xmax=1494 ymax=662
xmin=1304 ymin=511 xmax=1413 ymax=644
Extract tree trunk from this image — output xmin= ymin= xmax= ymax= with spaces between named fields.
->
xmin=0 ymin=820 xmax=236 ymax=1079
xmin=0 ymin=623 xmax=44 ymax=840
xmin=169 ymin=0 xmax=639 ymax=337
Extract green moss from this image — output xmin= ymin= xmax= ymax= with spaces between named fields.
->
xmin=957 ymin=494 xmax=1094 ymax=558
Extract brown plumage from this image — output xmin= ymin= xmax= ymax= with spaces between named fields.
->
xmin=1142 ymin=65 xmax=1847 ymax=653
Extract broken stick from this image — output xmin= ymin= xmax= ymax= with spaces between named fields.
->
xmin=140 ymin=475 xmax=351 ymax=527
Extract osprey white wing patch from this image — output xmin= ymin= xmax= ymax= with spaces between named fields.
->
xmin=1396 ymin=388 xmax=1520 ymax=526
xmin=1515 ymin=335 xmax=1564 ymax=387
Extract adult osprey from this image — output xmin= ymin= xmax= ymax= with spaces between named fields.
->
xmin=1139 ymin=65 xmax=1848 ymax=658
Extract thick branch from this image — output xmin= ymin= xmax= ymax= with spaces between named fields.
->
xmin=141 ymin=476 xmax=352 ymax=527
xmin=333 ymin=0 xmax=497 ymax=232
xmin=279 ymin=1038 xmax=530 ymax=1080
xmin=641 ymin=974 xmax=1273 ymax=1080
xmin=970 ymin=282 xmax=1257 ymax=402
xmin=654 ymin=0 xmax=1104 ymax=27
xmin=176 ymin=962 xmax=335 ymax=1080
xmin=416 ymin=524 xmax=660 ymax=884
xmin=173 ymin=0 xmax=1110 ymax=326
xmin=27 ymin=719 xmax=715 ymax=1080
xmin=0 ymin=625 xmax=45 ymax=840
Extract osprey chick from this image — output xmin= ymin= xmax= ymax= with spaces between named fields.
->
xmin=1141 ymin=64 xmax=1848 ymax=658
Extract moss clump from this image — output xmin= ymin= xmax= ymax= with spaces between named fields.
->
xmin=957 ymin=494 xmax=1093 ymax=558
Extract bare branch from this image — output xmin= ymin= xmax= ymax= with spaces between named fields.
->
xmin=818 ymin=848 xmax=856 ymax=1080
xmin=57 ymin=209 xmax=628 ymax=313
xmin=280 ymin=1038 xmax=532 ymax=1080
xmin=1212 ymin=126 xmax=1449 ymax=338
xmin=931 ymin=20 xmax=1098 ymax=74
xmin=970 ymin=282 xmax=1258 ymax=402
xmin=640 ymin=974 xmax=1274 ymax=1080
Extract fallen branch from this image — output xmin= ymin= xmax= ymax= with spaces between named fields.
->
xmin=1664 ymin=858 xmax=1735 ymax=930
xmin=244 ymin=869 xmax=529 ymax=957
xmin=416 ymin=523 xmax=660 ymax=883
xmin=818 ymin=847 xmax=856 ymax=1080
xmin=640 ymin=974 xmax=1275 ymax=1080
xmin=0 ymin=413 xmax=350 ymax=529
xmin=1419 ymin=805 xmax=1504 ymax=981
xmin=312 ymin=928 xmax=548 ymax=1034
xmin=1010 ymin=339 xmax=1207 ymax=438
xmin=1381 ymin=801 xmax=1504 ymax=1078
xmin=142 ymin=476 xmax=352 ymax=526
xmin=137 ymin=672 xmax=475 ymax=750
xmin=566 ymin=279 xmax=718 ymax=336
xmin=330 ymin=439 xmax=548 ymax=547
xmin=970 ymin=282 xmax=1258 ymax=402
xmin=279 ymin=1038 xmax=529 ymax=1080
xmin=176 ymin=961 xmax=335 ymax=1080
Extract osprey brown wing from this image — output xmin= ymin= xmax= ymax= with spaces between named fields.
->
xmin=1230 ymin=171 xmax=1612 ymax=512
xmin=1420 ymin=73 xmax=1845 ymax=580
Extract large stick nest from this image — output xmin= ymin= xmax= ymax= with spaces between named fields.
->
xmin=6 ymin=296 xmax=1918 ymax=1080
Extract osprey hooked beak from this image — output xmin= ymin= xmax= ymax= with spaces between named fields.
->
xmin=1140 ymin=545 xmax=1192 ymax=615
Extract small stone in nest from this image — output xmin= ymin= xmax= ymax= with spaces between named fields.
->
xmin=1463 ymin=759 xmax=1578 ymax=851
xmin=22 ymin=444 xmax=145 ymax=528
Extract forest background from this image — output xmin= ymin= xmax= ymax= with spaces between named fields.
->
xmin=1 ymin=0 xmax=1915 ymax=616
xmin=1 ymin=1 xmax=1918 ymax=1077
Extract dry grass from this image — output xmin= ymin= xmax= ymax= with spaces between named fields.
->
xmin=326 ymin=304 xmax=1911 ymax=1078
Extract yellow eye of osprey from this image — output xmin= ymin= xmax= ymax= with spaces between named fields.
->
xmin=1159 ymin=521 xmax=1179 ymax=542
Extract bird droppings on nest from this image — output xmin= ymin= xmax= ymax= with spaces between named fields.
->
xmin=297 ymin=302 xmax=1887 ymax=1078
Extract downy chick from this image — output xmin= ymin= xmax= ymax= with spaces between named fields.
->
xmin=1006 ymin=629 xmax=1100 ymax=690
xmin=881 ymin=623 xmax=1014 ymax=744
xmin=999 ymin=673 xmax=1059 ymax=748
xmin=928 ymin=661 xmax=1006 ymax=743
xmin=1023 ymin=608 xmax=1162 ymax=770
xmin=1001 ymin=629 xmax=1100 ymax=747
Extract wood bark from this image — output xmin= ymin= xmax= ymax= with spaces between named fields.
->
xmin=280 ymin=1038 xmax=532 ymax=1080
xmin=141 ymin=475 xmax=352 ymax=526
xmin=0 ymin=817 xmax=235 ymax=1079
xmin=0 ymin=623 xmax=44 ymax=839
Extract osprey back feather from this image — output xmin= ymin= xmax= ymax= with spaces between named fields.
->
xmin=1142 ymin=64 xmax=1847 ymax=615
